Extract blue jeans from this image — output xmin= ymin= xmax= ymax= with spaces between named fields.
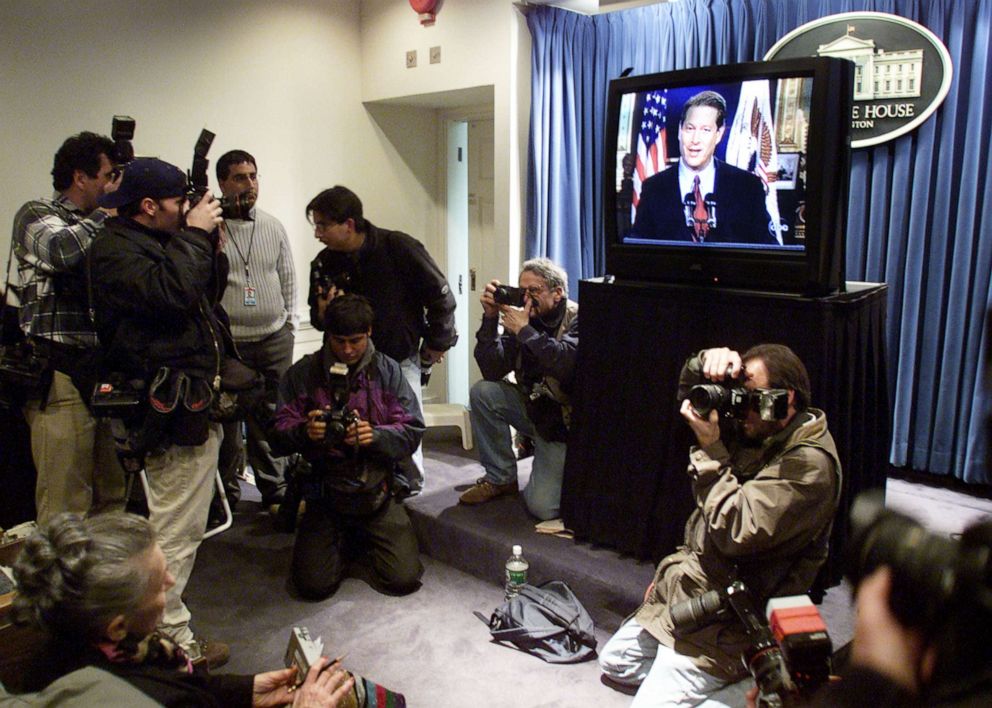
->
xmin=469 ymin=379 xmax=565 ymax=520
xmin=399 ymin=355 xmax=425 ymax=493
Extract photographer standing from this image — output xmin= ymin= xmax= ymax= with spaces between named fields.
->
xmin=306 ymin=186 xmax=456 ymax=497
xmin=271 ymin=294 xmax=424 ymax=600
xmin=88 ymin=158 xmax=230 ymax=667
xmin=458 ymin=258 xmax=578 ymax=520
xmin=599 ymin=345 xmax=840 ymax=707
xmin=10 ymin=131 xmax=125 ymax=524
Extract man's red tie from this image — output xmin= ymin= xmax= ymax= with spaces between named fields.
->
xmin=692 ymin=175 xmax=709 ymax=242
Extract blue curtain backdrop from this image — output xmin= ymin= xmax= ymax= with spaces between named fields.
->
xmin=526 ymin=0 xmax=992 ymax=484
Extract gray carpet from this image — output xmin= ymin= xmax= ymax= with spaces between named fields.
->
xmin=185 ymin=428 xmax=863 ymax=707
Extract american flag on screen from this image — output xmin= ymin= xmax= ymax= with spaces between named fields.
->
xmin=726 ymin=80 xmax=783 ymax=243
xmin=632 ymin=90 xmax=668 ymax=211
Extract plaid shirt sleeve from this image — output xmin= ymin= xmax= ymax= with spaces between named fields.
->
xmin=14 ymin=198 xmax=108 ymax=274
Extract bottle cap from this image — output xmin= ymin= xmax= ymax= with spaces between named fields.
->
xmin=512 ymin=544 xmax=522 ymax=556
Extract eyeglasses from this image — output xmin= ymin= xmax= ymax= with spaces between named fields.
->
xmin=524 ymin=286 xmax=547 ymax=297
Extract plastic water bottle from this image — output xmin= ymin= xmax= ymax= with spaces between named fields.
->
xmin=504 ymin=544 xmax=529 ymax=599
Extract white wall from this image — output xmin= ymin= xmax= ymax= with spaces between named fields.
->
xmin=0 ymin=0 xmax=443 ymax=327
xmin=0 ymin=0 xmax=534 ymax=381
xmin=359 ymin=0 xmax=531 ymax=283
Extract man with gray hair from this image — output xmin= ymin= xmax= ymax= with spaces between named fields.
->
xmin=459 ymin=258 xmax=578 ymax=519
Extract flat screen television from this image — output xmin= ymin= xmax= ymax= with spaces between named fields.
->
xmin=604 ymin=57 xmax=853 ymax=296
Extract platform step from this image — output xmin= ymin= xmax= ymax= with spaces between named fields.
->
xmin=411 ymin=431 xmax=654 ymax=630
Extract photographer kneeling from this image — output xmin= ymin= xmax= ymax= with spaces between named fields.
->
xmin=12 ymin=512 xmax=353 ymax=706
xmin=271 ymin=294 xmax=424 ymax=599
xmin=458 ymin=258 xmax=578 ymax=520
xmin=599 ymin=345 xmax=841 ymax=707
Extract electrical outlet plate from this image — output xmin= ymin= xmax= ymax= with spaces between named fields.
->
xmin=406 ymin=50 xmax=417 ymax=68
xmin=430 ymin=46 xmax=441 ymax=64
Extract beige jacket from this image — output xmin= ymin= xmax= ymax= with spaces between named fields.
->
xmin=635 ymin=404 xmax=841 ymax=681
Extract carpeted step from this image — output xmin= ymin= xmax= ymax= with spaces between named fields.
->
xmin=409 ymin=431 xmax=655 ymax=631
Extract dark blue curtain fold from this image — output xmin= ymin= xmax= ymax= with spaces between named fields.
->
xmin=526 ymin=0 xmax=992 ymax=484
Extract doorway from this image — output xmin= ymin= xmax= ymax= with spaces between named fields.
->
xmin=443 ymin=115 xmax=495 ymax=406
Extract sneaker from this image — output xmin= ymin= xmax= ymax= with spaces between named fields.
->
xmin=189 ymin=639 xmax=230 ymax=670
xmin=459 ymin=479 xmax=518 ymax=505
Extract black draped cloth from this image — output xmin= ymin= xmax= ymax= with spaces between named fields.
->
xmin=562 ymin=279 xmax=889 ymax=586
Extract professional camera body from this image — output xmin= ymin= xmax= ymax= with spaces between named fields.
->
xmin=688 ymin=380 xmax=789 ymax=421
xmin=671 ymin=581 xmax=831 ymax=707
xmin=310 ymin=259 xmax=353 ymax=297
xmin=186 ymin=128 xmax=255 ymax=220
xmin=316 ymin=362 xmax=359 ymax=447
xmin=493 ymin=284 xmax=527 ymax=307
xmin=284 ymin=626 xmax=324 ymax=687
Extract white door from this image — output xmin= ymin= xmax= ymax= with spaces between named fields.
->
xmin=444 ymin=116 xmax=495 ymax=405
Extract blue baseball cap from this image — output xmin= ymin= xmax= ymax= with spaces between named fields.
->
xmin=99 ymin=157 xmax=188 ymax=209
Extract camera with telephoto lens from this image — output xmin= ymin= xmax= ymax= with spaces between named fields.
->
xmin=688 ymin=381 xmax=790 ymax=421
xmin=185 ymin=128 xmax=255 ymax=220
xmin=842 ymin=492 xmax=992 ymax=703
xmin=493 ymin=284 xmax=527 ymax=307
xmin=316 ymin=362 xmax=359 ymax=447
xmin=671 ymin=581 xmax=832 ymax=707
xmin=846 ymin=490 xmax=992 ymax=634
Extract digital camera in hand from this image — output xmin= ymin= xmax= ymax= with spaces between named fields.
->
xmin=493 ymin=284 xmax=526 ymax=307
xmin=285 ymin=626 xmax=324 ymax=687
xmin=311 ymin=259 xmax=353 ymax=295
xmin=318 ymin=362 xmax=359 ymax=447
xmin=184 ymin=127 xmax=255 ymax=220
xmin=689 ymin=382 xmax=789 ymax=421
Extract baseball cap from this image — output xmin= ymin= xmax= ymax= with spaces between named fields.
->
xmin=99 ymin=157 xmax=188 ymax=209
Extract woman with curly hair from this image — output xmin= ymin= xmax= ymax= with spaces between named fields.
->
xmin=12 ymin=512 xmax=352 ymax=707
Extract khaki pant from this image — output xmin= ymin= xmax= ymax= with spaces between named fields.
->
xmin=144 ymin=423 xmax=221 ymax=649
xmin=23 ymin=371 xmax=125 ymax=524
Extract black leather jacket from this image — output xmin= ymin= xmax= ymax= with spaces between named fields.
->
xmin=88 ymin=216 xmax=231 ymax=384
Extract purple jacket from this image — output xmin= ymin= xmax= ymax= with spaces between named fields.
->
xmin=271 ymin=349 xmax=424 ymax=480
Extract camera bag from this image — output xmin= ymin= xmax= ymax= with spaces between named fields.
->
xmin=475 ymin=580 xmax=597 ymax=663
xmin=0 ymin=240 xmax=51 ymax=408
xmin=209 ymin=355 xmax=265 ymax=423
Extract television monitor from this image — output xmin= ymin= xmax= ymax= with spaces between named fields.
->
xmin=604 ymin=57 xmax=853 ymax=296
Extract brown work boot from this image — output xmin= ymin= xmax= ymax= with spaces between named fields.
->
xmin=459 ymin=478 xmax=518 ymax=505
xmin=190 ymin=639 xmax=230 ymax=671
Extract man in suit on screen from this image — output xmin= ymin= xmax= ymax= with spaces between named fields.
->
xmin=632 ymin=90 xmax=776 ymax=245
